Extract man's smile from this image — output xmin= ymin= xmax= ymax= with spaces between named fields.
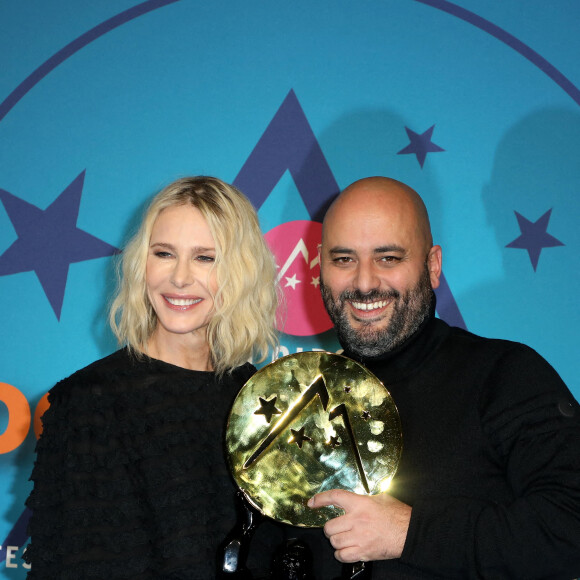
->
xmin=350 ymin=299 xmax=391 ymax=312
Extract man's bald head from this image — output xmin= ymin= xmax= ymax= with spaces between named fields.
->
xmin=322 ymin=177 xmax=434 ymax=253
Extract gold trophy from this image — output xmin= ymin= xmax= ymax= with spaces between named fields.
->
xmin=221 ymin=351 xmax=402 ymax=579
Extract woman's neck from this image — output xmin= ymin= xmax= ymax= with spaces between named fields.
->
xmin=146 ymin=329 xmax=213 ymax=371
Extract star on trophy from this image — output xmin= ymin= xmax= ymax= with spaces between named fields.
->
xmin=219 ymin=352 xmax=402 ymax=580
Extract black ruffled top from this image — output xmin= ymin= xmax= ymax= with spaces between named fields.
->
xmin=24 ymin=348 xmax=265 ymax=579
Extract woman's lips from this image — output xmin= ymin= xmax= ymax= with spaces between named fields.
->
xmin=163 ymin=295 xmax=202 ymax=310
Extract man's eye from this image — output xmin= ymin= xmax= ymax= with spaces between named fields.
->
xmin=333 ymin=256 xmax=353 ymax=265
xmin=380 ymin=256 xmax=400 ymax=263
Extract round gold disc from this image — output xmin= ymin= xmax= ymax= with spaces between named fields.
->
xmin=226 ymin=351 xmax=402 ymax=528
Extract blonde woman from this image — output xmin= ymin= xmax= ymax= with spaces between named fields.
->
xmin=25 ymin=177 xmax=279 ymax=579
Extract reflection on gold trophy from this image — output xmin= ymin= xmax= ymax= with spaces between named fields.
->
xmin=226 ymin=351 xmax=402 ymax=528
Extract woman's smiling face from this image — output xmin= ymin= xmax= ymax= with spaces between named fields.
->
xmin=146 ymin=204 xmax=218 ymax=346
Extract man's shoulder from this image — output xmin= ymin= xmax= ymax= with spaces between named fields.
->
xmin=439 ymin=320 xmax=565 ymax=384
xmin=442 ymin=320 xmax=534 ymax=357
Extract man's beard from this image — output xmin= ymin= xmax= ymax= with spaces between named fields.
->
xmin=320 ymin=266 xmax=434 ymax=358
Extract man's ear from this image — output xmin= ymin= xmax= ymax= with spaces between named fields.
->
xmin=317 ymin=243 xmax=322 ymax=263
xmin=427 ymin=245 xmax=442 ymax=289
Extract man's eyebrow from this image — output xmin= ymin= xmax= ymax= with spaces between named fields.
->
xmin=374 ymin=245 xmax=405 ymax=253
xmin=328 ymin=247 xmax=355 ymax=255
xmin=328 ymin=245 xmax=406 ymax=255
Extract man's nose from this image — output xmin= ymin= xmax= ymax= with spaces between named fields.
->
xmin=353 ymin=261 xmax=380 ymax=293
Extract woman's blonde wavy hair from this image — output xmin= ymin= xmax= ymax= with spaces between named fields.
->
xmin=109 ymin=176 xmax=279 ymax=375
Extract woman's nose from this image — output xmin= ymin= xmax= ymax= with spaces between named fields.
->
xmin=170 ymin=259 xmax=193 ymax=288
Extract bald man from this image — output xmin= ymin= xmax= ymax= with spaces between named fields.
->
xmin=309 ymin=177 xmax=580 ymax=579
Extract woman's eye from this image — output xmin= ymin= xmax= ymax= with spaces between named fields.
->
xmin=154 ymin=251 xmax=172 ymax=258
xmin=197 ymin=255 xmax=215 ymax=262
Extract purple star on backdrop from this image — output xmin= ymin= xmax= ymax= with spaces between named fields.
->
xmin=506 ymin=209 xmax=564 ymax=271
xmin=397 ymin=125 xmax=445 ymax=168
xmin=0 ymin=171 xmax=119 ymax=319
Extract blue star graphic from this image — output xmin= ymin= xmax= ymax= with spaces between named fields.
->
xmin=0 ymin=171 xmax=119 ymax=319
xmin=506 ymin=209 xmax=564 ymax=271
xmin=397 ymin=125 xmax=445 ymax=168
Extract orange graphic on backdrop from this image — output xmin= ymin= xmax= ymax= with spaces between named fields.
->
xmin=0 ymin=382 xmax=31 ymax=454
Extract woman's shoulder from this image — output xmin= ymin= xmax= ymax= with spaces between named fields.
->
xmin=235 ymin=361 xmax=258 ymax=378
xmin=225 ymin=361 xmax=258 ymax=387
xmin=49 ymin=348 xmax=140 ymax=401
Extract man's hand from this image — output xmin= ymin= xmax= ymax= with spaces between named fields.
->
xmin=308 ymin=489 xmax=411 ymax=563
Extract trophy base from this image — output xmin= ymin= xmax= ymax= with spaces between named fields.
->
xmin=218 ymin=491 xmax=374 ymax=579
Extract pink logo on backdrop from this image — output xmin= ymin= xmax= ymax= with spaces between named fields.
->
xmin=265 ymin=220 xmax=333 ymax=336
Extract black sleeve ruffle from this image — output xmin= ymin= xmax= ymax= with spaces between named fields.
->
xmin=25 ymin=352 xmax=261 ymax=579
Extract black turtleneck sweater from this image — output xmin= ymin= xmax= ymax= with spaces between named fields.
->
xmin=339 ymin=311 xmax=580 ymax=579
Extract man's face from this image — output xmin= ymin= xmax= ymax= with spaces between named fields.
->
xmin=319 ymin=189 xmax=441 ymax=357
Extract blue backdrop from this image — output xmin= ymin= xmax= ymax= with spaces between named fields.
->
xmin=1 ymin=1 xmax=579 ymax=576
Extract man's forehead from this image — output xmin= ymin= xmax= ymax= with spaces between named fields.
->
xmin=322 ymin=200 xmax=427 ymax=250
xmin=323 ymin=210 xmax=410 ymax=241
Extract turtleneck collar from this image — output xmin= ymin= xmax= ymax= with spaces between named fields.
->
xmin=340 ymin=298 xmax=450 ymax=384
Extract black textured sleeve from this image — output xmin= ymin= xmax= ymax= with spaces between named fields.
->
xmin=402 ymin=345 xmax=580 ymax=579
xmin=24 ymin=375 xmax=152 ymax=579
